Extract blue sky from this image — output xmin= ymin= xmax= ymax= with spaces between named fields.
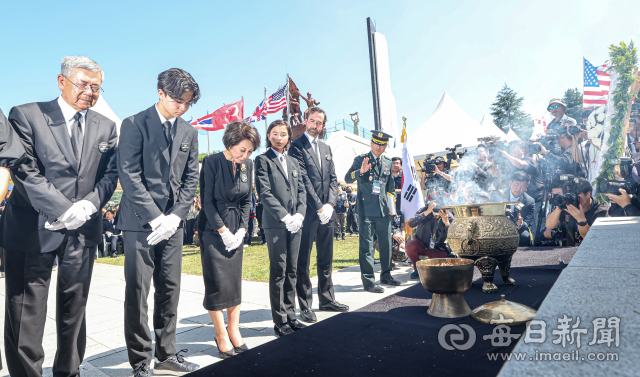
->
xmin=1 ymin=0 xmax=639 ymax=154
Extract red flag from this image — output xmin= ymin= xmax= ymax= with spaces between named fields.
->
xmin=197 ymin=100 xmax=244 ymax=131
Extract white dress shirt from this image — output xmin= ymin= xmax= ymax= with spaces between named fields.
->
xmin=509 ymin=190 xmax=521 ymax=211
xmin=304 ymin=132 xmax=322 ymax=167
xmin=271 ymin=148 xmax=288 ymax=176
xmin=156 ymin=104 xmax=176 ymax=129
xmin=57 ymin=96 xmax=87 ymax=137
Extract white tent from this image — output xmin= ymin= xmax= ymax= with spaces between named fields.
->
xmin=91 ymin=96 xmax=122 ymax=135
xmin=479 ymin=112 xmax=510 ymax=140
xmin=411 ymin=92 xmax=503 ymax=157
xmin=505 ymin=127 xmax=521 ymax=142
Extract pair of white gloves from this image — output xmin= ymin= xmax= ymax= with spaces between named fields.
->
xmin=219 ymin=228 xmax=246 ymax=251
xmin=281 ymin=213 xmax=304 ymax=233
xmin=147 ymin=214 xmax=182 ymax=245
xmin=317 ymin=204 xmax=334 ymax=224
xmin=45 ymin=200 xmax=97 ymax=231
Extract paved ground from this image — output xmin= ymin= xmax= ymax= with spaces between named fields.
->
xmin=0 ymin=257 xmax=417 ymax=376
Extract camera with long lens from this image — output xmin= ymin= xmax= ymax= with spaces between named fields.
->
xmin=537 ymin=135 xmax=561 ymax=155
xmin=420 ymin=154 xmax=437 ymax=174
xmin=445 ymin=144 xmax=465 ymax=161
xmin=550 ymin=174 xmax=579 ymax=209
xmin=597 ymin=157 xmax=639 ymax=195
xmin=477 ymin=136 xmax=506 ymax=159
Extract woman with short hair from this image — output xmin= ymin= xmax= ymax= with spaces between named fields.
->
xmin=200 ymin=121 xmax=260 ymax=358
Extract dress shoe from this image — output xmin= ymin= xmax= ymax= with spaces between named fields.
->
xmin=341 ymin=234 xmax=346 ymax=240
xmin=410 ymin=270 xmax=420 ymax=279
xmin=227 ymin=326 xmax=249 ymax=354
xmin=274 ymin=323 xmax=294 ymax=337
xmin=381 ymin=276 xmax=401 ymax=286
xmin=364 ymin=284 xmax=385 ymax=293
xmin=319 ymin=301 xmax=349 ymax=312
xmin=110 ymin=253 xmax=117 ymax=258
xmin=214 ymin=338 xmax=236 ymax=359
xmin=299 ymin=308 xmax=317 ymax=323
xmin=288 ymin=319 xmax=307 ymax=331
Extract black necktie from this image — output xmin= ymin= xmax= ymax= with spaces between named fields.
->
xmin=163 ymin=120 xmax=173 ymax=144
xmin=70 ymin=112 xmax=83 ymax=163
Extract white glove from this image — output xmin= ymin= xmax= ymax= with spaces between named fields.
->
xmin=147 ymin=214 xmax=181 ymax=245
xmin=149 ymin=214 xmax=166 ymax=229
xmin=59 ymin=200 xmax=97 ymax=230
xmin=230 ymin=228 xmax=246 ymax=250
xmin=45 ymin=221 xmax=66 ymax=231
xmin=287 ymin=213 xmax=304 ymax=233
xmin=219 ymin=229 xmax=237 ymax=249
xmin=318 ymin=204 xmax=333 ymax=224
xmin=106 ymin=231 xmax=113 ymax=238
xmin=281 ymin=214 xmax=294 ymax=226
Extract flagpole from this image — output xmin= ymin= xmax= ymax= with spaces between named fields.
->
xmin=264 ymin=87 xmax=268 ymax=137
xmin=206 ymin=110 xmax=210 ymax=155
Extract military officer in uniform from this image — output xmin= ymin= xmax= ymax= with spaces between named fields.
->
xmin=345 ymin=131 xmax=399 ymax=293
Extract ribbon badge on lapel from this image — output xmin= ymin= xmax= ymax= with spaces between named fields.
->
xmin=326 ymin=154 xmax=332 ymax=161
xmin=241 ymin=173 xmax=247 ymax=182
xmin=292 ymin=170 xmax=298 ymax=178
xmin=98 ymin=142 xmax=110 ymax=153
xmin=240 ymin=164 xmax=246 ymax=172
xmin=180 ymin=142 xmax=190 ymax=152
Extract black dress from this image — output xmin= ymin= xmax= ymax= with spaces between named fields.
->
xmin=0 ymin=109 xmax=26 ymax=169
xmin=200 ymin=152 xmax=252 ymax=311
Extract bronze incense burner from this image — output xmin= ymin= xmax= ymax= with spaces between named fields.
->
xmin=416 ymin=258 xmax=474 ymax=318
xmin=442 ymin=202 xmax=520 ymax=294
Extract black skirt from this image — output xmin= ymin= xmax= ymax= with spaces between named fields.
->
xmin=200 ymin=230 xmax=243 ymax=311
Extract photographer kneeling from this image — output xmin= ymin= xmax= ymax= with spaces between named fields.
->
xmin=406 ymin=201 xmax=453 ymax=279
xmin=545 ymin=177 xmax=607 ymax=245
xmin=605 ymin=161 xmax=640 ymax=217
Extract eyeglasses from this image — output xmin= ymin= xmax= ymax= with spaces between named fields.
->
xmin=547 ymin=104 xmax=562 ymax=111
xmin=64 ymin=76 xmax=103 ymax=94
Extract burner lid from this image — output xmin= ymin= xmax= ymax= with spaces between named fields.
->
xmin=471 ymin=295 xmax=537 ymax=326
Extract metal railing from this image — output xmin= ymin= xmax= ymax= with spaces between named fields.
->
xmin=324 ymin=119 xmax=373 ymax=140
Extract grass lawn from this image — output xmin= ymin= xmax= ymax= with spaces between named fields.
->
xmin=96 ymin=234 xmax=379 ymax=282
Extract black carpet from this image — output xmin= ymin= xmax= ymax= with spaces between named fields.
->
xmin=190 ymin=247 xmax=577 ymax=377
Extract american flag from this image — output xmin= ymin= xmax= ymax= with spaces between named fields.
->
xmin=264 ymin=83 xmax=288 ymax=114
xmin=583 ymin=58 xmax=612 ymax=108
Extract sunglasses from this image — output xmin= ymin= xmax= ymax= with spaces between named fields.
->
xmin=547 ymin=104 xmax=562 ymax=111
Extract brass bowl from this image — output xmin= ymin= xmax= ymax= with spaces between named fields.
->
xmin=417 ymin=258 xmax=474 ymax=318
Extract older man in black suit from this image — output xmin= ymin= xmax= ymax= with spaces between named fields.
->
xmin=103 ymin=210 xmax=122 ymax=257
xmin=289 ymin=107 xmax=348 ymax=323
xmin=2 ymin=56 xmax=118 ymax=377
xmin=117 ymin=68 xmax=200 ymax=376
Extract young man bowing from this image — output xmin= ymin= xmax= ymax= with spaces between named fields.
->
xmin=2 ymin=56 xmax=118 ymax=377
xmin=289 ymin=107 xmax=348 ymax=323
xmin=117 ymin=68 xmax=200 ymax=376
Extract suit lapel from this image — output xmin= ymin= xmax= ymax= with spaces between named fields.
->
xmin=78 ymin=110 xmax=99 ymax=175
xmin=146 ymin=106 xmax=170 ymax=164
xmin=44 ymin=100 xmax=78 ymax=173
xmin=267 ymin=149 xmax=289 ymax=183
xmin=170 ymin=118 xmax=187 ymax=167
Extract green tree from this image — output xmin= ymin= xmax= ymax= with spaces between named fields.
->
xmin=563 ymin=88 xmax=584 ymax=124
xmin=490 ymin=84 xmax=534 ymax=140
xmin=198 ymin=151 xmax=222 ymax=163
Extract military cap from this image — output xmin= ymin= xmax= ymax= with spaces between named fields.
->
xmin=548 ymin=98 xmax=567 ymax=108
xmin=371 ymin=131 xmax=393 ymax=145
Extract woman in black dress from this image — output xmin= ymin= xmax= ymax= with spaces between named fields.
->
xmin=200 ymin=121 xmax=260 ymax=358
xmin=0 ymin=109 xmax=26 ymax=198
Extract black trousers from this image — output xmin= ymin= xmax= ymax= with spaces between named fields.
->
xmin=123 ymin=230 xmax=183 ymax=369
xmin=265 ymin=228 xmax=301 ymax=326
xmin=4 ymin=236 xmax=95 ymax=377
xmin=296 ymin=216 xmax=335 ymax=310
xmin=184 ymin=218 xmax=197 ymax=245
xmin=347 ymin=212 xmax=359 ymax=234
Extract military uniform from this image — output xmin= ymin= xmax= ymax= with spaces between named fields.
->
xmin=345 ymin=132 xmax=397 ymax=290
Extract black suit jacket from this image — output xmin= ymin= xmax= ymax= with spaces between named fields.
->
xmin=1 ymin=99 xmax=118 ymax=253
xmin=255 ymin=149 xmax=306 ymax=229
xmin=116 ymin=105 xmax=199 ymax=231
xmin=103 ymin=219 xmax=121 ymax=235
xmin=491 ymin=189 xmax=535 ymax=234
xmin=288 ymin=134 xmax=337 ymax=221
